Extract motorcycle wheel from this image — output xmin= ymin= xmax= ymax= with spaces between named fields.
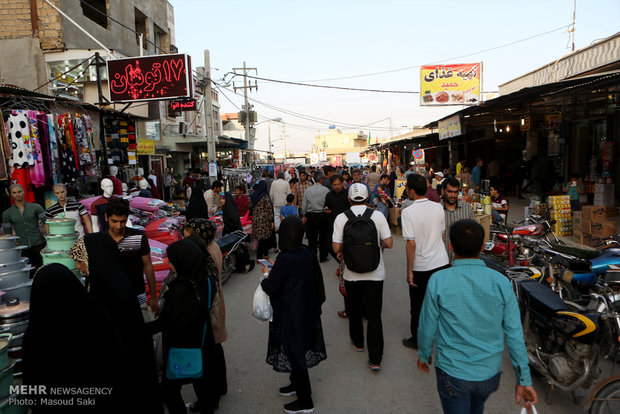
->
xmin=557 ymin=280 xmax=578 ymax=301
xmin=589 ymin=377 xmax=620 ymax=414
xmin=221 ymin=253 xmax=236 ymax=285
xmin=599 ymin=320 xmax=620 ymax=362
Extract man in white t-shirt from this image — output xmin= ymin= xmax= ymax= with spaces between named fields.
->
xmin=400 ymin=173 xmax=450 ymax=350
xmin=332 ymin=183 xmax=393 ymax=371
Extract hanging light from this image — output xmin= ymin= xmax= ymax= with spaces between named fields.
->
xmin=506 ymin=126 xmax=511 ymax=132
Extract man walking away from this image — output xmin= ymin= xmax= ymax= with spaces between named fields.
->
xmin=400 ymin=174 xmax=450 ymax=350
xmin=332 ymin=183 xmax=392 ymax=370
xmin=365 ymin=165 xmax=381 ymax=191
xmin=417 ymin=219 xmax=538 ymax=414
xmin=471 ymin=159 xmax=483 ymax=190
xmin=302 ymin=172 xmax=330 ymax=262
xmin=270 ymin=172 xmax=291 ymax=231
xmin=441 ymin=177 xmax=475 ymax=262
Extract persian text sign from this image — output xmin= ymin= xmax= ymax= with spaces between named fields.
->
xmin=420 ymin=63 xmax=482 ymax=106
xmin=136 ymin=139 xmax=156 ymax=155
xmin=107 ymin=54 xmax=191 ymax=102
xmin=168 ymin=99 xmax=197 ymax=112
xmin=438 ymin=115 xmax=462 ymax=140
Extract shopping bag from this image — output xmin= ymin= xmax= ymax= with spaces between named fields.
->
xmin=252 ymin=279 xmax=272 ymax=321
xmin=519 ymin=405 xmax=538 ymax=414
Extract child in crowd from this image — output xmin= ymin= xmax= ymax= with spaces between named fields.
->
xmin=279 ymin=194 xmax=298 ymax=222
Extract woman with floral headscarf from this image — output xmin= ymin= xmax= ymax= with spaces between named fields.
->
xmin=250 ymin=180 xmax=276 ymax=260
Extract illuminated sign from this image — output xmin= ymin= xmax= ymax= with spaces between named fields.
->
xmin=136 ymin=139 xmax=156 ymax=155
xmin=107 ymin=53 xmax=191 ymax=102
xmin=168 ymin=99 xmax=197 ymax=112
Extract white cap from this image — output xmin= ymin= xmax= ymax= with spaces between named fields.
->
xmin=435 ymin=172 xmax=444 ymax=178
xmin=348 ymin=183 xmax=369 ymax=202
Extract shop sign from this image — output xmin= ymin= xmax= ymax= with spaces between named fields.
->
xmin=310 ymin=153 xmax=319 ymax=165
xmin=545 ymin=113 xmax=562 ymax=129
xmin=136 ymin=138 xmax=156 ymax=155
xmin=395 ymin=179 xmax=407 ymax=200
xmin=346 ymin=152 xmax=360 ymax=164
xmin=168 ymin=99 xmax=197 ymax=112
xmin=438 ymin=115 xmax=462 ymax=140
xmin=319 ymin=152 xmax=327 ymax=161
xmin=420 ymin=63 xmax=482 ymax=106
xmin=208 ymin=162 xmax=217 ymax=177
xmin=368 ymin=153 xmax=377 ymax=162
xmin=331 ymin=155 xmax=343 ymax=167
xmin=107 ymin=53 xmax=192 ymax=102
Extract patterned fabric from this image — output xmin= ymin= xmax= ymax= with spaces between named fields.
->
xmin=69 ymin=237 xmax=88 ymax=271
xmin=6 ymin=112 xmax=34 ymax=167
xmin=28 ymin=113 xmax=45 ymax=187
xmin=185 ymin=218 xmax=219 ymax=280
xmin=251 ymin=196 xmax=274 ymax=240
xmin=440 ymin=200 xmax=476 ymax=262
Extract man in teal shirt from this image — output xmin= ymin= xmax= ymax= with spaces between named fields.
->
xmin=417 ymin=219 xmax=537 ymax=414
xmin=2 ymin=184 xmax=46 ymax=270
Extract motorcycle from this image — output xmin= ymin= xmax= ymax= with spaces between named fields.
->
xmin=505 ymin=269 xmax=604 ymax=404
xmin=216 ymin=229 xmax=252 ymax=284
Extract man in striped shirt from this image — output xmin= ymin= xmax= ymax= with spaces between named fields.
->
xmin=440 ymin=177 xmax=476 ymax=262
xmin=45 ymin=183 xmax=93 ymax=237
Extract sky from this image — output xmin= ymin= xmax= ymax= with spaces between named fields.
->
xmin=169 ymin=0 xmax=620 ymax=154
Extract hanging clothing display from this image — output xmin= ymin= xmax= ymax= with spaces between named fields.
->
xmin=57 ymin=114 xmax=79 ymax=183
xmin=27 ymin=111 xmax=45 ymax=188
xmin=6 ymin=112 xmax=34 ymax=167
xmin=10 ymin=168 xmax=35 ymax=203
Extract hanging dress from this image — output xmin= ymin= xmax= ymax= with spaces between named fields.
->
xmin=6 ymin=112 xmax=34 ymax=168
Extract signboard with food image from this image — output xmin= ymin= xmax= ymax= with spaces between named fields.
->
xmin=420 ymin=63 xmax=482 ymax=106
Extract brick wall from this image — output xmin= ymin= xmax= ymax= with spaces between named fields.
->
xmin=0 ymin=0 xmax=63 ymax=51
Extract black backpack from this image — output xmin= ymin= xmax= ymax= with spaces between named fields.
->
xmin=342 ymin=208 xmax=380 ymax=273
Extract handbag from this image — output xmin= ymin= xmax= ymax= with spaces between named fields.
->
xmin=166 ymin=323 xmax=207 ymax=380
xmin=165 ymin=277 xmax=212 ymax=380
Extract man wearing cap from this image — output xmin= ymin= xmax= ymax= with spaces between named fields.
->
xmin=401 ymin=174 xmax=450 ymax=350
xmin=302 ymin=171 xmax=331 ymax=262
xmin=332 ymin=183 xmax=393 ymax=371
xmin=404 ymin=163 xmax=416 ymax=178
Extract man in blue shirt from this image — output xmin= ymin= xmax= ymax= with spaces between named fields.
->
xmin=471 ymin=158 xmax=483 ymax=190
xmin=417 ymin=219 xmax=537 ymax=414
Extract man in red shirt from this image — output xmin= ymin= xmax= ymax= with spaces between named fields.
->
xmin=234 ymin=185 xmax=249 ymax=217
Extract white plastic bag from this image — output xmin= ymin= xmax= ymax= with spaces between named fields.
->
xmin=520 ymin=405 xmax=538 ymax=414
xmin=252 ymin=278 xmax=272 ymax=322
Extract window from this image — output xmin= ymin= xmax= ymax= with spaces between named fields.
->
xmin=153 ymin=24 xmax=168 ymax=54
xmin=134 ymin=8 xmax=148 ymax=52
xmin=81 ymin=0 xmax=108 ymax=28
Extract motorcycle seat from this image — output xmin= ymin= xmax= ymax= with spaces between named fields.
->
xmin=519 ymin=279 xmax=570 ymax=317
xmin=216 ymin=231 xmax=247 ymax=252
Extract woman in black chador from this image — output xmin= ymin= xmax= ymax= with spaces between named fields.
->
xmin=260 ymin=216 xmax=327 ymax=414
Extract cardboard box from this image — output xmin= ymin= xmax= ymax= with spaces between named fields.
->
xmin=590 ymin=220 xmax=617 ymax=239
xmin=573 ymin=229 xmax=584 ymax=245
xmin=594 ymin=183 xmax=614 ymax=207
xmin=581 ymin=220 xmax=592 ymax=233
xmin=582 ymin=205 xmax=606 ymax=222
xmin=475 ymin=214 xmax=491 ymax=242
xmin=604 ymin=206 xmax=617 ymax=217
xmin=583 ymin=233 xmax=603 ymax=248
xmin=388 ymin=207 xmax=402 ymax=226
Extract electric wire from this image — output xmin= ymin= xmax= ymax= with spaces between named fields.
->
xmin=298 ymin=24 xmax=573 ymax=82
xmin=53 ymin=59 xmax=95 ymax=98
xmin=78 ymin=0 xmax=168 ymax=55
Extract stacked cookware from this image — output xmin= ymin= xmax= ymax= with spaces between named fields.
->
xmin=41 ymin=218 xmax=79 ymax=275
xmin=0 ymin=235 xmax=33 ymax=412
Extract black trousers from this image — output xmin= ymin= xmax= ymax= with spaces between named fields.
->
xmin=345 ymin=280 xmax=384 ymax=365
xmin=290 ymin=369 xmax=313 ymax=406
xmin=256 ymin=234 xmax=276 ymax=259
xmin=409 ymin=264 xmax=450 ymax=338
xmin=306 ymin=212 xmax=329 ymax=260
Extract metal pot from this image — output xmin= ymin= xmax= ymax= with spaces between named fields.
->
xmin=0 ymin=267 xmax=32 ymax=291
xmin=0 ymin=237 xmax=19 ymax=250
xmin=0 ymin=282 xmax=32 ymax=304
xmin=44 ymin=232 xmax=79 ymax=252
xmin=0 ymin=334 xmax=10 ymax=371
xmin=46 ymin=218 xmax=77 ymax=235
xmin=42 ymin=251 xmax=76 ymax=269
xmin=0 ymin=359 xmax=15 ymax=400
xmin=0 ymin=299 xmax=29 ymax=350
xmin=0 ymin=247 xmax=27 ymax=265
xmin=0 ymin=259 xmax=29 ymax=274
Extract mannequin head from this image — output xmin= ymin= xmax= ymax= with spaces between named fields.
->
xmin=109 ymin=166 xmax=118 ymax=177
xmin=137 ymin=167 xmax=144 ymax=177
xmin=138 ymin=178 xmax=149 ymax=190
xmin=121 ymin=182 xmax=128 ymax=194
xmin=52 ymin=183 xmax=67 ymax=204
xmin=101 ymin=178 xmax=114 ymax=197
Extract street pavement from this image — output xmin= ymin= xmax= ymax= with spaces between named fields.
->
xmin=177 ymin=232 xmax=610 ymax=413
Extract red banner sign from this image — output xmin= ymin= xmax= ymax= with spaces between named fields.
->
xmin=107 ymin=53 xmax=191 ymax=102
xmin=168 ymin=99 xmax=197 ymax=112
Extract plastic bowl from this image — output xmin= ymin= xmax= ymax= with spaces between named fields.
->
xmin=0 ymin=267 xmax=32 ymax=290
xmin=44 ymin=233 xmax=79 ymax=252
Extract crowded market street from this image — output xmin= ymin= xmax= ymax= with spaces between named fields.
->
xmin=200 ymin=226 xmax=613 ymax=414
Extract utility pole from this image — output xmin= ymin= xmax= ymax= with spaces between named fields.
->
xmin=203 ymin=50 xmax=216 ymax=164
xmin=232 ymin=62 xmax=258 ymax=149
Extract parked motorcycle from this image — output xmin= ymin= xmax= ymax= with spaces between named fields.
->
xmin=216 ymin=229 xmax=252 ymax=284
xmin=505 ymin=269 xmax=603 ymax=403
